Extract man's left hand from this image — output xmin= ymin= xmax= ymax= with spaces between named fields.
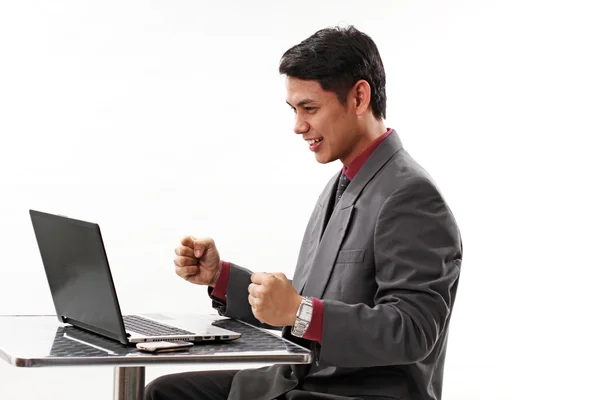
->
xmin=248 ymin=272 xmax=302 ymax=327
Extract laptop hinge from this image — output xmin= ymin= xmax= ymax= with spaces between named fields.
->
xmin=62 ymin=316 xmax=127 ymax=342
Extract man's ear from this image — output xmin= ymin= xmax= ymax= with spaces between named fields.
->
xmin=352 ymin=80 xmax=372 ymax=116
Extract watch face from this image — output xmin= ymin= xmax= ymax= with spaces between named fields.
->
xmin=298 ymin=304 xmax=312 ymax=320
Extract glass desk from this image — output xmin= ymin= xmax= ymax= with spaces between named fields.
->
xmin=0 ymin=315 xmax=312 ymax=400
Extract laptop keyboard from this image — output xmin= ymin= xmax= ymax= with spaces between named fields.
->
xmin=123 ymin=315 xmax=194 ymax=336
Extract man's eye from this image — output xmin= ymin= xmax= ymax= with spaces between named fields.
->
xmin=304 ymin=107 xmax=316 ymax=113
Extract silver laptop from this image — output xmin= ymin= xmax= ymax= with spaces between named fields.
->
xmin=29 ymin=209 xmax=241 ymax=345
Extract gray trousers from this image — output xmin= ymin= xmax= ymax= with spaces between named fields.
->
xmin=144 ymin=370 xmax=397 ymax=400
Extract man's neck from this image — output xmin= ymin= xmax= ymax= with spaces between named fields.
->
xmin=364 ymin=119 xmax=388 ymax=144
xmin=341 ymin=120 xmax=388 ymax=167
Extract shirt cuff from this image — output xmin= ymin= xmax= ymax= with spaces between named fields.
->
xmin=302 ymin=298 xmax=324 ymax=343
xmin=211 ymin=261 xmax=230 ymax=302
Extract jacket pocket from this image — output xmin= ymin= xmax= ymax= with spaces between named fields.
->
xmin=335 ymin=249 xmax=366 ymax=264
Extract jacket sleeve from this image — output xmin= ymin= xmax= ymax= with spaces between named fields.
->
xmin=317 ymin=177 xmax=462 ymax=367
xmin=208 ymin=262 xmax=282 ymax=331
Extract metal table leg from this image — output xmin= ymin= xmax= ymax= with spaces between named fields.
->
xmin=114 ymin=366 xmax=145 ymax=400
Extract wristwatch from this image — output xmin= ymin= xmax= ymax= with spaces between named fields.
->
xmin=291 ymin=296 xmax=313 ymax=338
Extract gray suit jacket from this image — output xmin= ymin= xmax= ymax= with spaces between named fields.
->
xmin=210 ymin=131 xmax=462 ymax=400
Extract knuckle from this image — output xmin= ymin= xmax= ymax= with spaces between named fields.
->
xmin=185 ymin=257 xmax=197 ymax=266
xmin=249 ymin=285 xmax=257 ymax=296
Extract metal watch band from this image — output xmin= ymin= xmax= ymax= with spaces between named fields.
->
xmin=291 ymin=296 xmax=313 ymax=338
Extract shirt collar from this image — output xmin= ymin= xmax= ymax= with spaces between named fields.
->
xmin=342 ymin=128 xmax=393 ymax=180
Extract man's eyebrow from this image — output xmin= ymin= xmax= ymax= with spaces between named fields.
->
xmin=286 ymin=99 xmax=317 ymax=108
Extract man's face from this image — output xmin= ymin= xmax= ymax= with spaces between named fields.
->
xmin=285 ymin=77 xmax=360 ymax=165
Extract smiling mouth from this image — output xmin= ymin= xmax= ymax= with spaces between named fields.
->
xmin=307 ymin=138 xmax=323 ymax=145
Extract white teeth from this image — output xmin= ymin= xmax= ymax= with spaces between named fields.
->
xmin=308 ymin=138 xmax=323 ymax=145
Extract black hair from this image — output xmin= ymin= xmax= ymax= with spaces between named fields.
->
xmin=279 ymin=25 xmax=387 ymax=120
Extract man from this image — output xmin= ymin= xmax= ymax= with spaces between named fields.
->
xmin=146 ymin=25 xmax=462 ymax=400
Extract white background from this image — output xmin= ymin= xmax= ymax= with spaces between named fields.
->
xmin=1 ymin=1 xmax=599 ymax=399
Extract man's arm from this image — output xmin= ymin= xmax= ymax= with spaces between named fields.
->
xmin=209 ymin=262 xmax=325 ymax=338
xmin=208 ymin=262 xmax=282 ymax=330
xmin=314 ymin=178 xmax=462 ymax=367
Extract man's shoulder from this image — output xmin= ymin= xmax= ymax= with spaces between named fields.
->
xmin=378 ymin=148 xmax=438 ymax=190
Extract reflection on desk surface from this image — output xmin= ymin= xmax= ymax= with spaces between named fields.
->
xmin=0 ymin=315 xmax=312 ymax=366
xmin=51 ymin=319 xmax=305 ymax=357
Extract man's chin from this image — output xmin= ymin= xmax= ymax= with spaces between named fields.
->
xmin=314 ymin=153 xmax=336 ymax=164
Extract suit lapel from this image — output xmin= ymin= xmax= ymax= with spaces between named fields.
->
xmin=302 ymin=203 xmax=354 ymax=298
xmin=301 ymin=131 xmax=404 ymax=299
xmin=317 ymin=173 xmax=339 ymax=240
xmin=293 ymin=174 xmax=338 ymax=294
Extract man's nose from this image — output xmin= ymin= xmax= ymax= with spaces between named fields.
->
xmin=294 ymin=115 xmax=309 ymax=135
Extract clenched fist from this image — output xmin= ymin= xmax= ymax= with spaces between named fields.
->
xmin=174 ymin=236 xmax=222 ymax=286
xmin=248 ymin=272 xmax=302 ymax=327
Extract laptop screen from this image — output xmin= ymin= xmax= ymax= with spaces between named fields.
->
xmin=30 ymin=210 xmax=128 ymax=344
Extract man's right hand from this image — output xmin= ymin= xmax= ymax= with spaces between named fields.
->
xmin=174 ymin=236 xmax=222 ymax=287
